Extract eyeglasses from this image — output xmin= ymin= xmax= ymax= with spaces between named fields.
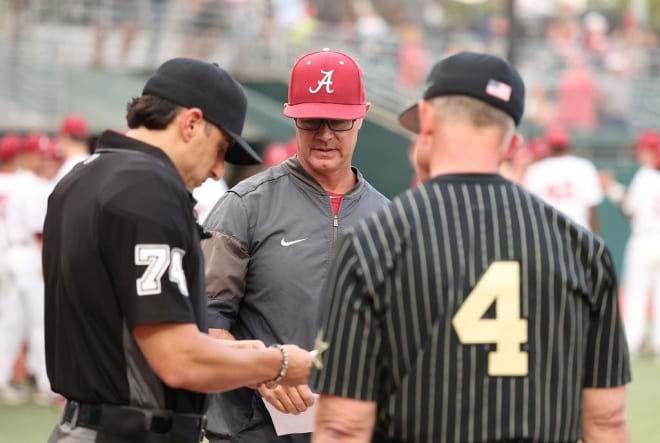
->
xmin=294 ymin=118 xmax=355 ymax=132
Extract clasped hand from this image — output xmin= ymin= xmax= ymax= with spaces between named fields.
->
xmin=259 ymin=383 xmax=315 ymax=414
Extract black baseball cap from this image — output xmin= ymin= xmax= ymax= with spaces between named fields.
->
xmin=142 ymin=58 xmax=262 ymax=165
xmin=399 ymin=51 xmax=525 ymax=133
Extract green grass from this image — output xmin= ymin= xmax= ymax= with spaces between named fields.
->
xmin=0 ymin=398 xmax=61 ymax=443
xmin=626 ymin=357 xmax=660 ymax=442
xmin=1 ymin=358 xmax=658 ymax=442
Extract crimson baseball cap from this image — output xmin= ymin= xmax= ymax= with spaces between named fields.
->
xmin=399 ymin=51 xmax=525 ymax=133
xmin=283 ymin=48 xmax=368 ymax=120
xmin=60 ymin=113 xmax=90 ymax=139
xmin=142 ymin=57 xmax=261 ymax=165
xmin=634 ymin=129 xmax=660 ymax=151
xmin=544 ymin=124 xmax=571 ymax=150
xmin=22 ymin=132 xmax=49 ymax=154
xmin=0 ymin=133 xmax=22 ymax=162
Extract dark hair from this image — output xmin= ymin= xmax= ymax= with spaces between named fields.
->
xmin=125 ymin=95 xmax=181 ymax=130
xmin=86 ymin=134 xmax=99 ymax=154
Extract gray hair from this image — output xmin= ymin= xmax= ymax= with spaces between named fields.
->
xmin=430 ymin=96 xmax=516 ymax=145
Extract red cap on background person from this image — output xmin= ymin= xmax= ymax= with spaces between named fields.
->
xmin=633 ymin=129 xmax=660 ymax=153
xmin=633 ymin=129 xmax=660 ymax=169
xmin=59 ymin=113 xmax=90 ymax=140
xmin=527 ymin=137 xmax=550 ymax=161
xmin=283 ymin=48 xmax=369 ymax=120
xmin=544 ymin=124 xmax=571 ymax=151
xmin=262 ymin=138 xmax=299 ymax=167
xmin=0 ymin=133 xmax=22 ymax=162
xmin=22 ymin=131 xmax=49 ymax=154
xmin=45 ymin=137 xmax=64 ymax=161
xmin=262 ymin=143 xmax=290 ymax=167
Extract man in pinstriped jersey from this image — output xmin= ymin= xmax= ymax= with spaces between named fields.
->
xmin=312 ymin=51 xmax=631 ymax=443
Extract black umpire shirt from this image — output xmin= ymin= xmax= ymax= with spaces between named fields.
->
xmin=43 ymin=130 xmax=207 ymax=414
xmin=315 ymin=173 xmax=631 ymax=443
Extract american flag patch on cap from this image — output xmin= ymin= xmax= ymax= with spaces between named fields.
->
xmin=486 ymin=79 xmax=512 ymax=102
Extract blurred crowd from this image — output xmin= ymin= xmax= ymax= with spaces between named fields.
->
xmin=2 ymin=0 xmax=660 ymax=135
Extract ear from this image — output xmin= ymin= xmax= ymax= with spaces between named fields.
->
xmin=179 ymin=108 xmax=204 ymax=142
xmin=505 ymin=133 xmax=523 ymax=160
xmin=418 ymin=99 xmax=435 ymax=136
xmin=354 ymin=103 xmax=372 ymax=130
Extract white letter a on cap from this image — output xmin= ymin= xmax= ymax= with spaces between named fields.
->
xmin=309 ymin=70 xmax=334 ymax=94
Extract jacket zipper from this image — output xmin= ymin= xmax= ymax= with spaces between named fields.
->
xmin=333 ymin=215 xmax=339 ymax=242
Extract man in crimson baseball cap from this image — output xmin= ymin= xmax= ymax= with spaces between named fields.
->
xmin=199 ymin=49 xmax=388 ymax=443
xmin=283 ymin=48 xmax=370 ymax=120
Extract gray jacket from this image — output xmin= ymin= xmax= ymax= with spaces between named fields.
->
xmin=201 ymin=156 xmax=389 ymax=438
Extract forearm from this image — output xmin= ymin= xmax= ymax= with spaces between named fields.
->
xmin=134 ymin=323 xmax=283 ymax=393
xmin=313 ymin=395 xmax=376 ymax=443
xmin=589 ymin=206 xmax=600 ymax=235
xmin=582 ymin=416 xmax=629 ymax=443
xmin=581 ymin=386 xmax=630 ymax=443
xmin=173 ymin=331 xmax=283 ymax=393
xmin=603 ymin=180 xmax=625 ymax=205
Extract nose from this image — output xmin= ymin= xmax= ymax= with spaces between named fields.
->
xmin=315 ymin=121 xmax=334 ymax=140
xmin=209 ymin=158 xmax=225 ymax=180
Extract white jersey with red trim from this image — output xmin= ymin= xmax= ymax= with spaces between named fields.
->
xmin=622 ymin=166 xmax=660 ymax=234
xmin=0 ymin=168 xmax=50 ymax=393
xmin=522 ymin=154 xmax=603 ymax=229
xmin=0 ymin=169 xmax=48 ymax=248
xmin=193 ymin=177 xmax=228 ymax=224
xmin=620 ymin=166 xmax=660 ymax=356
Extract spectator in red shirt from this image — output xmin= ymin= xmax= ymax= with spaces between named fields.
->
xmin=556 ymin=51 xmax=600 ymax=131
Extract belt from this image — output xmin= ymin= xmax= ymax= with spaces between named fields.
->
xmin=62 ymin=400 xmax=207 ymax=441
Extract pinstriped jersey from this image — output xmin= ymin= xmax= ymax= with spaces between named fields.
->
xmin=314 ymin=173 xmax=630 ymax=443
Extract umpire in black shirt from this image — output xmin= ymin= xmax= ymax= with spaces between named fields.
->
xmin=43 ymin=58 xmax=312 ymax=443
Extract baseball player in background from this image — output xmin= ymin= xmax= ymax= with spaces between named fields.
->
xmin=522 ymin=124 xmax=604 ymax=232
xmin=192 ymin=177 xmax=228 ymax=224
xmin=17 ymin=131 xmax=49 ymax=178
xmin=601 ymin=129 xmax=660 ymax=360
xmin=312 ymin=51 xmax=630 ymax=443
xmin=0 ymin=133 xmax=54 ymax=406
xmin=50 ymin=113 xmax=93 ymax=186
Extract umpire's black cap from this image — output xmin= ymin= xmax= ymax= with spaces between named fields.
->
xmin=142 ymin=58 xmax=262 ymax=165
xmin=399 ymin=51 xmax=525 ymax=133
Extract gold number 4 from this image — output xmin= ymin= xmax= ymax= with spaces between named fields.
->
xmin=451 ymin=261 xmax=528 ymax=376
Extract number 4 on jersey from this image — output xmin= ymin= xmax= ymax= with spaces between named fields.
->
xmin=452 ymin=261 xmax=528 ymax=376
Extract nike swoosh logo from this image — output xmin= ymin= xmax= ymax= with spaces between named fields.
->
xmin=281 ymin=237 xmax=307 ymax=247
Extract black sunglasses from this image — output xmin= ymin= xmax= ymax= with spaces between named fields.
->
xmin=294 ymin=119 xmax=355 ymax=132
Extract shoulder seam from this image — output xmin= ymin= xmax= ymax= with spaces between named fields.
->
xmin=228 ymin=169 xmax=291 ymax=198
